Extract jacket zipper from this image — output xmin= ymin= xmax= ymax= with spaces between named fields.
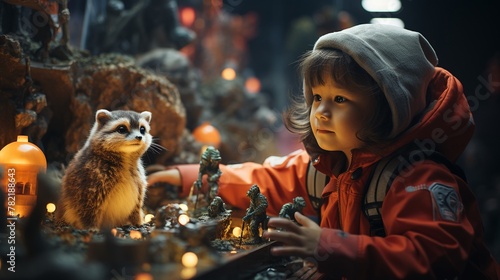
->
xmin=338 ymin=154 xmax=353 ymax=231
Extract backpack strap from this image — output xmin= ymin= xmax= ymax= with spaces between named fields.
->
xmin=306 ymin=161 xmax=329 ymax=216
xmin=363 ymin=153 xmax=403 ymax=236
xmin=363 ymin=146 xmax=467 ymax=237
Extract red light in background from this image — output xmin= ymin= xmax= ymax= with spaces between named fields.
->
xmin=180 ymin=7 xmax=196 ymax=27
xmin=245 ymin=77 xmax=261 ymax=94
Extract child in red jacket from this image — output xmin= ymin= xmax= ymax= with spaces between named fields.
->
xmin=148 ymin=24 xmax=499 ymax=279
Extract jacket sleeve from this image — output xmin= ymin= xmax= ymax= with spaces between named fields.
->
xmin=315 ymin=160 xmax=476 ymax=279
xmin=176 ymin=149 xmax=317 ymax=216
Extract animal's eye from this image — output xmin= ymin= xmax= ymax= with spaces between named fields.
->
xmin=116 ymin=125 xmax=128 ymax=134
xmin=140 ymin=126 xmax=146 ymax=135
xmin=334 ymin=96 xmax=347 ymax=103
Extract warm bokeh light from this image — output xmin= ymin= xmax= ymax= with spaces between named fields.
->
xmin=144 ymin=214 xmax=154 ymax=223
xmin=178 ymin=214 xmax=190 ymax=225
xmin=129 ymin=230 xmax=142 ymax=239
xmin=134 ymin=272 xmax=153 ymax=280
xmin=192 ymin=122 xmax=221 ymax=148
xmin=180 ymin=267 xmax=197 ymax=279
xmin=46 ymin=203 xmax=56 ymax=213
xmin=179 ymin=204 xmax=188 ymax=212
xmin=181 ymin=252 xmax=198 ymax=268
xmin=180 ymin=7 xmax=196 ymax=27
xmin=111 ymin=228 xmax=118 ymax=236
xmin=221 ymin=67 xmax=236 ymax=80
xmin=245 ymin=77 xmax=261 ymax=94
xmin=0 ymin=135 xmax=47 ymax=218
xmin=232 ymin=226 xmax=242 ymax=237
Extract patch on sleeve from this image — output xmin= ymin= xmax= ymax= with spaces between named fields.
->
xmin=428 ymin=183 xmax=463 ymax=222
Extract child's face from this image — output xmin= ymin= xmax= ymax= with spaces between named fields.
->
xmin=309 ymin=78 xmax=377 ymax=157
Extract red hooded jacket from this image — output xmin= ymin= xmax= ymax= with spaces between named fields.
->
xmin=175 ymin=68 xmax=499 ymax=278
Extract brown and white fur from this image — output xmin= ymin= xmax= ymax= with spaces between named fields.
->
xmin=58 ymin=109 xmax=152 ymax=229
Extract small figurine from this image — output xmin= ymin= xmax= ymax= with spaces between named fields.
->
xmin=208 ymin=196 xmax=228 ymax=218
xmin=154 ymin=204 xmax=184 ymax=229
xmin=195 ymin=146 xmax=222 ymax=203
xmin=242 ymin=184 xmax=268 ymax=244
xmin=279 ymin=197 xmax=306 ymax=223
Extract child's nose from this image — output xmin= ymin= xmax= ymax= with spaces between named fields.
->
xmin=315 ymin=104 xmax=331 ymax=120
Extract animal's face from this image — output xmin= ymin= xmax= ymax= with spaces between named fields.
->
xmin=92 ymin=109 xmax=152 ymax=154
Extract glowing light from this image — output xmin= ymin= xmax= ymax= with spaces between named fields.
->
xmin=178 ymin=214 xmax=190 ymax=225
xmin=192 ymin=122 xmax=221 ymax=148
xmin=0 ymin=135 xmax=47 ymax=217
xmin=232 ymin=226 xmax=242 ymax=237
xmin=221 ymin=68 xmax=236 ymax=80
xmin=134 ymin=272 xmax=153 ymax=280
xmin=182 ymin=252 xmax=198 ymax=268
xmin=144 ymin=214 xmax=154 ymax=223
xmin=180 ymin=7 xmax=196 ymax=27
xmin=245 ymin=77 xmax=261 ymax=94
xmin=111 ymin=228 xmax=118 ymax=236
xmin=230 ymin=250 xmax=237 ymax=254
xmin=362 ymin=0 xmax=401 ymax=12
xmin=46 ymin=203 xmax=56 ymax=213
xmin=370 ymin=18 xmax=405 ymax=28
xmin=129 ymin=230 xmax=142 ymax=239
xmin=180 ymin=267 xmax=197 ymax=279
xmin=179 ymin=204 xmax=188 ymax=212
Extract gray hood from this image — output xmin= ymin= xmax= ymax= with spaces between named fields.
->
xmin=314 ymin=24 xmax=438 ymax=138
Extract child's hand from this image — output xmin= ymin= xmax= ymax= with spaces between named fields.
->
xmin=263 ymin=212 xmax=321 ymax=258
xmin=146 ymin=169 xmax=182 ymax=187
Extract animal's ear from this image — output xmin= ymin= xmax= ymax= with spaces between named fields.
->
xmin=140 ymin=111 xmax=152 ymax=123
xmin=95 ymin=109 xmax=112 ymax=126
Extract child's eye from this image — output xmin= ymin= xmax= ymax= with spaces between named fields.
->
xmin=334 ymin=96 xmax=347 ymax=103
xmin=313 ymin=94 xmax=322 ymax=102
xmin=116 ymin=125 xmax=128 ymax=134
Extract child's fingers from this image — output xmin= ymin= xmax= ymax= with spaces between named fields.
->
xmin=267 ymin=217 xmax=300 ymax=232
xmin=263 ymin=229 xmax=302 ymax=245
xmin=294 ymin=212 xmax=317 ymax=228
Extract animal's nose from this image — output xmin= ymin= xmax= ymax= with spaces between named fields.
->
xmin=135 ymin=135 xmax=142 ymax=140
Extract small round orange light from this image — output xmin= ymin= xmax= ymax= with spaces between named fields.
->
xmin=221 ymin=67 xmax=236 ymax=80
xmin=182 ymin=252 xmax=198 ymax=268
xmin=192 ymin=122 xmax=221 ymax=148
xmin=245 ymin=77 xmax=261 ymax=94
xmin=46 ymin=203 xmax=56 ymax=213
xmin=232 ymin=227 xmax=242 ymax=237
xmin=178 ymin=214 xmax=190 ymax=225
xmin=180 ymin=7 xmax=196 ymax=27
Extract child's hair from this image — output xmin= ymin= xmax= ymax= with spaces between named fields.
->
xmin=283 ymin=48 xmax=393 ymax=155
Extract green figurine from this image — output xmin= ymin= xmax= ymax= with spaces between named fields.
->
xmin=195 ymin=146 xmax=222 ymax=202
xmin=242 ymin=184 xmax=268 ymax=244
xmin=279 ymin=196 xmax=306 ymax=222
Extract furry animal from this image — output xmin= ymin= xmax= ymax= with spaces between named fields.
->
xmin=58 ymin=109 xmax=152 ymax=229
